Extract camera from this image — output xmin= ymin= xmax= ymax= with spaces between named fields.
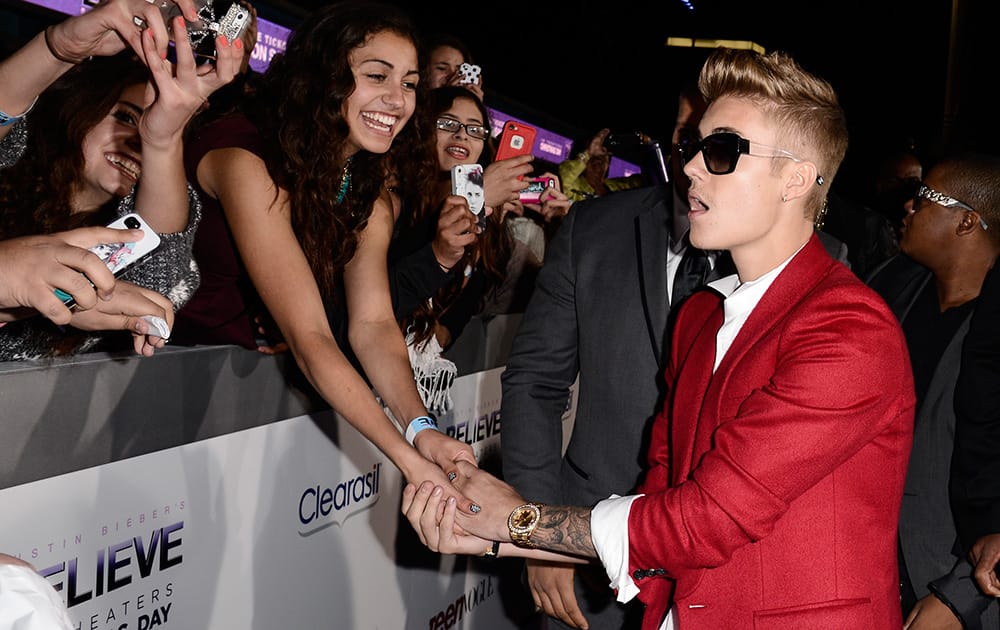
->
xmin=604 ymin=131 xmax=649 ymax=150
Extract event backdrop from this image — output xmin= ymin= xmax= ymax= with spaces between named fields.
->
xmin=0 ymin=367 xmax=578 ymax=629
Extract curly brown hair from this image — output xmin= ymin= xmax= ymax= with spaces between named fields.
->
xmin=244 ymin=0 xmax=428 ymax=300
xmin=0 ymin=52 xmax=149 ymax=240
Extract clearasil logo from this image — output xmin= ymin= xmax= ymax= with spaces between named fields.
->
xmin=298 ymin=463 xmax=382 ymax=536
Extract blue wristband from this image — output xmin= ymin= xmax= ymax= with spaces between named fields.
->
xmin=405 ymin=415 xmax=439 ymax=445
xmin=0 ymin=96 xmax=38 ymax=127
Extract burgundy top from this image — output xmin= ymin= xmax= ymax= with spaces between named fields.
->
xmin=172 ymin=114 xmax=266 ymax=349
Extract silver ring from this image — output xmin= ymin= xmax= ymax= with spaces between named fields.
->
xmin=133 ymin=15 xmax=146 ymax=28
xmin=447 ymin=471 xmax=457 ymax=482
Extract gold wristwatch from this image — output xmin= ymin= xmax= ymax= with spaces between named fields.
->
xmin=507 ymin=503 xmax=544 ymax=548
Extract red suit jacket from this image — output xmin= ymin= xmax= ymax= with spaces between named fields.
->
xmin=628 ymin=234 xmax=915 ymax=629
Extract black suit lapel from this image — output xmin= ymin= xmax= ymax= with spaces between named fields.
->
xmin=636 ymin=194 xmax=671 ymax=365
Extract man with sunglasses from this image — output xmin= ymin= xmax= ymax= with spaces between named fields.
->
xmin=868 ymin=153 xmax=1000 ymax=629
xmin=403 ymin=46 xmax=916 ymax=630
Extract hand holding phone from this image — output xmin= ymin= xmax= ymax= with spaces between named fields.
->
xmin=519 ymin=176 xmax=557 ymax=204
xmin=55 ymin=213 xmax=161 ymax=308
xmin=451 ymin=164 xmax=487 ymax=231
xmin=494 ymin=121 xmax=537 ymax=163
xmin=457 ymin=63 xmax=482 ymax=85
xmin=157 ymin=0 xmax=251 ymax=62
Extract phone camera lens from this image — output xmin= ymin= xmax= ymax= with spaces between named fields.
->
xmin=125 ymin=217 xmax=140 ymax=229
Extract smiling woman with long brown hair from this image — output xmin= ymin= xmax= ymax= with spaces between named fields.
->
xmin=171 ymin=1 xmax=480 ymax=511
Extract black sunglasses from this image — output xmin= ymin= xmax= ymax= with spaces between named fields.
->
xmin=679 ymin=132 xmax=825 ymax=185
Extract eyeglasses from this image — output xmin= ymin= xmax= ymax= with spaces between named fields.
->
xmin=679 ymin=132 xmax=825 ymax=186
xmin=914 ymin=184 xmax=988 ymax=230
xmin=436 ymin=117 xmax=489 ymax=140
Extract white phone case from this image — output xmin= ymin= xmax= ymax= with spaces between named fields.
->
xmin=451 ymin=164 xmax=485 ymax=215
xmin=55 ymin=213 xmax=162 ymax=306
xmin=93 ymin=213 xmax=162 ymax=277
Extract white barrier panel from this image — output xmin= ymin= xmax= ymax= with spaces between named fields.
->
xmin=0 ymin=367 xmax=563 ymax=630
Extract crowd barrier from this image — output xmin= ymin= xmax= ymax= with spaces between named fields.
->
xmin=0 ymin=313 xmax=577 ymax=629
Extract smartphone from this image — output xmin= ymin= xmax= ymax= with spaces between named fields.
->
xmin=494 ymin=121 xmax=537 ymax=162
xmin=158 ymin=0 xmax=251 ymax=61
xmin=519 ymin=176 xmax=556 ymax=204
xmin=451 ymin=164 xmax=487 ymax=231
xmin=55 ymin=213 xmax=162 ymax=307
xmin=457 ymin=63 xmax=482 ymax=85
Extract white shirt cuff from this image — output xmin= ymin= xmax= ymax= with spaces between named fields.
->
xmin=591 ymin=493 xmax=643 ymax=603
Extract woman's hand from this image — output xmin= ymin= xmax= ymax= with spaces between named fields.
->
xmin=69 ymin=280 xmax=174 ymax=356
xmin=432 ymin=196 xmax=480 ymax=270
xmin=137 ymin=18 xmax=241 ymax=151
xmin=0 ymin=227 xmax=142 ymax=323
xmin=531 ymin=186 xmax=573 ymax=223
xmin=413 ymin=427 xmax=477 ymax=470
xmin=483 ymin=155 xmax=533 ymax=209
xmin=46 ymin=0 xmax=201 ymax=63
xmin=446 ymin=69 xmax=485 ymax=102
xmin=407 ymin=426 xmax=479 ymax=516
xmin=402 ymin=481 xmax=491 ymax=555
xmin=403 ymin=454 xmax=479 ymax=516
xmin=586 ymin=129 xmax=610 ymax=159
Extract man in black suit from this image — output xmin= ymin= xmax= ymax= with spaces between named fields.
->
xmin=499 ymin=86 xmax=715 ymax=630
xmin=953 ymin=251 xmax=1000 ymax=602
xmin=868 ymin=153 xmax=1000 ymax=629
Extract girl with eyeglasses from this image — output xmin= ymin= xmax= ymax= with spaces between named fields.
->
xmin=389 ymin=86 xmax=570 ymax=411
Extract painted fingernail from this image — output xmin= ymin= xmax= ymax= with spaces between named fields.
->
xmin=447 ymin=472 xmax=457 ymax=482
xmin=470 ymin=504 xmax=481 ymax=513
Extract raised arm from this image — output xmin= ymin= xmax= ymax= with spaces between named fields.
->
xmin=0 ymin=0 xmax=202 ymax=141
xmin=132 ymin=20 xmax=240 ymax=233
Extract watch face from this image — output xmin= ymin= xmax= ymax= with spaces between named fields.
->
xmin=512 ymin=508 xmax=535 ymax=529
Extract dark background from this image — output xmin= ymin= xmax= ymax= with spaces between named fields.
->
xmin=269 ymin=0 xmax=998 ymax=201
xmin=3 ymin=0 xmax=997 ymax=202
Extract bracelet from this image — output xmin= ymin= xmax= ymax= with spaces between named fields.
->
xmin=481 ymin=541 xmax=501 ymax=561
xmin=44 ymin=26 xmax=87 ymax=65
xmin=0 ymin=96 xmax=38 ymax=128
xmin=404 ymin=415 xmax=439 ymax=446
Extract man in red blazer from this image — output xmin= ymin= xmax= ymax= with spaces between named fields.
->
xmin=403 ymin=46 xmax=915 ymax=630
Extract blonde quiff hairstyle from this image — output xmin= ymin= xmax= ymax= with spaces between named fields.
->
xmin=698 ymin=48 xmax=848 ymax=218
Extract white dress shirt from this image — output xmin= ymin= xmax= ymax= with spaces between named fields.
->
xmin=590 ymin=242 xmax=806 ymax=629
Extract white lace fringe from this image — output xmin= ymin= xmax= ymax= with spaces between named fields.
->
xmin=406 ymin=331 xmax=457 ymax=413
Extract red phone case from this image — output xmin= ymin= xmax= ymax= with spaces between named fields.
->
xmin=494 ymin=121 xmax=537 ymax=162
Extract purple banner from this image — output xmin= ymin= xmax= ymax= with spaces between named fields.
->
xmin=247 ymin=19 xmax=289 ymax=72
xmin=486 ymin=107 xmax=572 ymax=164
xmin=486 ymin=107 xmax=639 ymax=178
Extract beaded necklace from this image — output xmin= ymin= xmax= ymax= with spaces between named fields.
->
xmin=336 ymin=157 xmax=353 ymax=205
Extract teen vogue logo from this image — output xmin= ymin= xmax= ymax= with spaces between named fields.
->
xmin=297 ymin=463 xmax=382 ymax=536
